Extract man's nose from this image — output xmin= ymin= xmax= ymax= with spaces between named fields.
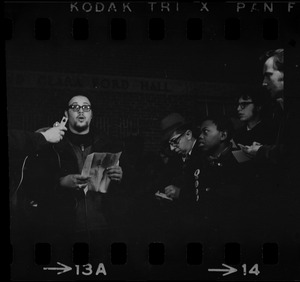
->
xmin=262 ymin=77 xmax=268 ymax=87
xmin=169 ymin=144 xmax=176 ymax=151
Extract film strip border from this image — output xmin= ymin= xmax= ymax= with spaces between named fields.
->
xmin=11 ymin=242 xmax=279 ymax=266
xmin=5 ymin=16 xmax=282 ymax=41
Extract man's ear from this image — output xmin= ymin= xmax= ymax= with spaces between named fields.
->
xmin=279 ymin=72 xmax=284 ymax=82
xmin=186 ymin=130 xmax=193 ymax=140
xmin=220 ymin=130 xmax=228 ymax=141
xmin=64 ymin=110 xmax=68 ymax=118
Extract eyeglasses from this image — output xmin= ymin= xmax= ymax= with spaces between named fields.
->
xmin=68 ymin=104 xmax=92 ymax=112
xmin=237 ymin=102 xmax=254 ymax=110
xmin=169 ymin=132 xmax=185 ymax=147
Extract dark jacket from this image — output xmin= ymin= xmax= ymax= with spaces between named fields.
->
xmin=233 ymin=119 xmax=277 ymax=146
xmin=154 ymin=140 xmax=204 ymax=205
xmin=15 ymin=129 xmax=130 ymax=242
xmin=8 ymin=130 xmax=49 ymax=201
xmin=186 ymin=144 xmax=246 ymax=242
xmin=255 ymin=101 xmax=285 ymax=165
xmin=254 ymin=100 xmax=300 ymax=192
xmin=8 ymin=129 xmax=48 ymax=156
xmin=53 ymin=130 xmax=126 ymax=235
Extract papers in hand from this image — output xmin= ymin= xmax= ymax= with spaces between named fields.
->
xmin=155 ymin=191 xmax=173 ymax=201
xmin=232 ymin=150 xmax=251 ymax=163
xmin=81 ymin=152 xmax=122 ymax=193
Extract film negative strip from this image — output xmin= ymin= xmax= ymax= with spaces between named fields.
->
xmin=6 ymin=1 xmax=300 ymax=281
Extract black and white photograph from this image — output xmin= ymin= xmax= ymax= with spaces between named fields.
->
xmin=6 ymin=1 xmax=300 ymax=280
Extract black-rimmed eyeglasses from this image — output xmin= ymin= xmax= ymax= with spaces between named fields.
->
xmin=68 ymin=104 xmax=92 ymax=112
xmin=169 ymin=132 xmax=185 ymax=147
xmin=237 ymin=102 xmax=253 ymax=110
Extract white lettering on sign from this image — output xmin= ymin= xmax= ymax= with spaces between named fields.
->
xmin=7 ymin=70 xmax=241 ymax=97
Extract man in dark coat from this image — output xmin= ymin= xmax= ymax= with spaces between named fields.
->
xmin=240 ymin=49 xmax=285 ymax=166
xmin=9 ymin=124 xmax=68 ymax=246
xmin=15 ymin=95 xmax=130 ymax=262
xmin=8 ymin=126 xmax=67 ymax=156
xmin=8 ymin=125 xmax=67 ymax=202
xmin=55 ymin=95 xmax=125 ymax=246
xmin=238 ymin=49 xmax=300 ymax=244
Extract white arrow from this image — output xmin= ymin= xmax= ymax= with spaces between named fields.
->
xmin=208 ymin=263 xmax=237 ymax=276
xmin=43 ymin=262 xmax=72 ymax=275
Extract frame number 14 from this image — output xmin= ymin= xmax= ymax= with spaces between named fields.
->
xmin=242 ymin=264 xmax=260 ymax=276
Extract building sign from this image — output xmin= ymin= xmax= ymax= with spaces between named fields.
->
xmin=6 ymin=70 xmax=240 ymax=97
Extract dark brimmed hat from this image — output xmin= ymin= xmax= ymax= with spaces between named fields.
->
xmin=160 ymin=113 xmax=186 ymax=141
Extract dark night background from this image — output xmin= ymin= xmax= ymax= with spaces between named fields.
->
xmin=5 ymin=1 xmax=300 ymax=152
xmin=5 ymin=1 xmax=300 ymax=281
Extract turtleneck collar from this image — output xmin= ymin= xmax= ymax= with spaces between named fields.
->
xmin=66 ymin=130 xmax=93 ymax=147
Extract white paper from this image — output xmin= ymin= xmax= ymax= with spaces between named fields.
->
xmin=155 ymin=190 xmax=173 ymax=201
xmin=81 ymin=152 xmax=122 ymax=193
xmin=232 ymin=150 xmax=251 ymax=163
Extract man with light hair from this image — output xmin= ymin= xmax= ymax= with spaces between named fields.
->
xmin=240 ymin=49 xmax=285 ymax=164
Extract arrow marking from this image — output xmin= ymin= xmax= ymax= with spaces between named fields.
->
xmin=43 ymin=262 xmax=72 ymax=275
xmin=208 ymin=263 xmax=237 ymax=276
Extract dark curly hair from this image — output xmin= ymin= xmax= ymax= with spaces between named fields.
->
xmin=199 ymin=115 xmax=234 ymax=143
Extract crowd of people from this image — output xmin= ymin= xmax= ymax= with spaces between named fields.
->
xmin=9 ymin=48 xmax=298 ymax=259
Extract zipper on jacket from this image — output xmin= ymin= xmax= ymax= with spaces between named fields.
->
xmin=80 ymin=144 xmax=84 ymax=152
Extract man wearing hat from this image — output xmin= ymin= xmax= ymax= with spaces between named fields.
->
xmin=153 ymin=113 xmax=203 ymax=261
xmin=160 ymin=113 xmax=202 ymax=204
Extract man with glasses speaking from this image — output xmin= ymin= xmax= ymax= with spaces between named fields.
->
xmin=52 ymin=95 xmax=125 ymax=258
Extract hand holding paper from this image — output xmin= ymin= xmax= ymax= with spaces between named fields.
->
xmin=81 ymin=152 xmax=122 ymax=193
xmin=164 ymin=185 xmax=180 ymax=199
xmin=238 ymin=142 xmax=262 ymax=158
xmin=155 ymin=191 xmax=173 ymax=201
xmin=106 ymin=165 xmax=123 ymax=182
xmin=60 ymin=174 xmax=90 ymax=189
